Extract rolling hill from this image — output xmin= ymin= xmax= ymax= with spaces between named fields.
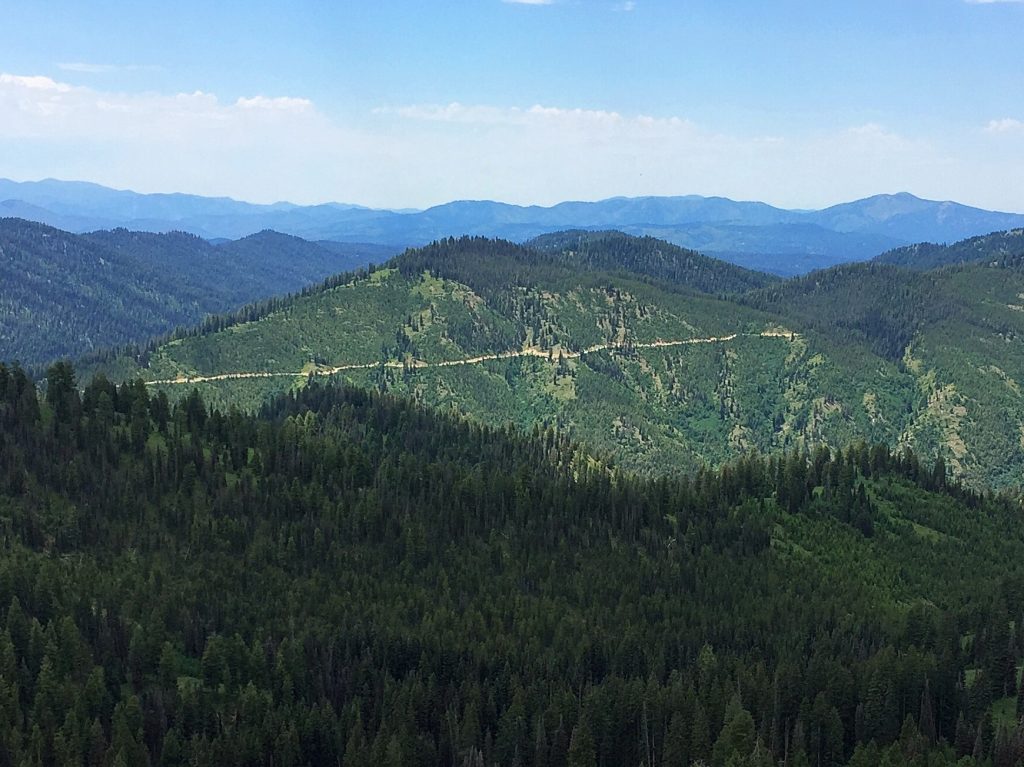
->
xmin=79 ymin=231 xmax=1024 ymax=489
xmin=522 ymin=230 xmax=779 ymax=293
xmin=0 ymin=218 xmax=397 ymax=366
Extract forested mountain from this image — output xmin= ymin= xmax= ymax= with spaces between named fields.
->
xmin=0 ymin=178 xmax=364 ymax=233
xmin=2 ymin=361 xmax=1023 ymax=767
xmin=525 ymin=230 xmax=778 ymax=293
xmin=79 ymin=232 xmax=1024 ymax=489
xmin=87 ymin=235 xmax=893 ymax=479
xmin=638 ymin=223 xmax=903 ymax=277
xmin=875 ymin=229 xmax=1024 ymax=270
xmin=741 ymin=263 xmax=940 ymax=362
xmin=6 ymin=178 xmax=1024 ymax=274
xmin=743 ymin=258 xmax=1024 ymax=488
xmin=0 ymin=219 xmax=397 ymax=367
xmin=8 ymin=210 xmax=1024 ymax=766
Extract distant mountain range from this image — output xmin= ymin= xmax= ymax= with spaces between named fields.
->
xmin=4 ymin=178 xmax=1024 ymax=274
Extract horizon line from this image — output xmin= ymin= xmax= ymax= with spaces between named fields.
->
xmin=4 ymin=175 xmax=1013 ymax=215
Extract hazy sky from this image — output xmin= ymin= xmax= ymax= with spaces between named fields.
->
xmin=1 ymin=0 xmax=1023 ymax=210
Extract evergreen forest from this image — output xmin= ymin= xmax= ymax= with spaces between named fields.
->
xmin=1 ymin=362 xmax=1024 ymax=765
xmin=4 ymin=221 xmax=1024 ymax=766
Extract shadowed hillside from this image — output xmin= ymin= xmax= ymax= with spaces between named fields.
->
xmin=0 ymin=218 xmax=397 ymax=366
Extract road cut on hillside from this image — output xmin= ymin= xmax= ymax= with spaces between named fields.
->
xmin=146 ymin=330 xmax=797 ymax=386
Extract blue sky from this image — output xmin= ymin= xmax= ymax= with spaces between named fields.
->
xmin=1 ymin=0 xmax=1022 ymax=210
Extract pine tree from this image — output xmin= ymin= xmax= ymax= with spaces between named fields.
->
xmin=953 ymin=713 xmax=972 ymax=759
xmin=897 ymin=714 xmax=923 ymax=762
xmin=919 ymin=678 xmax=936 ymax=745
xmin=972 ymin=717 xmax=987 ymax=763
xmin=159 ymin=729 xmax=185 ymax=767
xmin=749 ymin=737 xmax=774 ymax=767
xmin=533 ymin=714 xmax=549 ymax=767
xmin=690 ymin=701 xmax=712 ymax=765
xmin=991 ymin=723 xmax=1015 ymax=767
xmin=1017 ymin=674 xmax=1024 ymax=719
xmin=86 ymin=718 xmax=107 ymax=767
xmin=567 ymin=718 xmax=595 ymax=767
xmin=662 ymin=711 xmax=689 ymax=767
xmin=343 ymin=715 xmax=368 ymax=767
xmin=931 ymin=456 xmax=947 ymax=489
xmin=495 ymin=687 xmax=528 ymax=765
xmin=45 ymin=361 xmax=78 ymax=424
xmin=713 ymin=694 xmax=755 ymax=767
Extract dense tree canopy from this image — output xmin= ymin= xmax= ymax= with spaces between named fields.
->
xmin=0 ymin=218 xmax=387 ymax=367
xmin=875 ymin=228 xmax=1024 ymax=271
xmin=1 ymin=362 xmax=1023 ymax=765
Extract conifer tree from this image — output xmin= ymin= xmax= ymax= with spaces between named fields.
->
xmin=662 ymin=711 xmax=689 ymax=767
xmin=713 ymin=695 xmax=755 ymax=767
xmin=567 ymin=718 xmax=595 ymax=767
xmin=690 ymin=701 xmax=712 ymax=765
xmin=919 ymin=678 xmax=936 ymax=746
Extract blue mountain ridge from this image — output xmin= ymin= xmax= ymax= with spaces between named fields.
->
xmin=3 ymin=179 xmax=1022 ymax=274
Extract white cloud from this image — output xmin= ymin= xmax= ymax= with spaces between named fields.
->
xmin=382 ymin=102 xmax=648 ymax=129
xmin=847 ymin=122 xmax=890 ymax=137
xmin=380 ymin=102 xmax=699 ymax=135
xmin=985 ymin=118 xmax=1024 ymax=133
xmin=2 ymin=73 xmax=1023 ymax=212
xmin=0 ymin=74 xmax=73 ymax=92
xmin=57 ymin=62 xmax=118 ymax=74
xmin=235 ymin=95 xmax=313 ymax=112
xmin=617 ymin=1 xmax=637 ymax=10
xmin=0 ymin=73 xmax=326 ymax=143
xmin=56 ymin=62 xmax=159 ymax=74
xmin=380 ymin=102 xmax=518 ymax=124
xmin=0 ymin=71 xmax=381 ymax=204
xmin=965 ymin=0 xmax=1024 ymax=4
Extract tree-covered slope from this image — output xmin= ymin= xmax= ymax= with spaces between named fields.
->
xmin=875 ymin=229 xmax=1024 ymax=270
xmin=0 ymin=219 xmax=207 ymax=367
xmin=0 ymin=219 xmax=392 ymax=367
xmin=83 ymin=228 xmax=382 ymax=299
xmin=81 ymin=233 xmax=1024 ymax=489
xmin=89 ymin=236 xmax=920 ymax=478
xmin=741 ymin=263 xmax=944 ymax=362
xmin=525 ymin=230 xmax=779 ymax=293
xmin=1 ymin=364 xmax=1022 ymax=766
xmin=745 ymin=259 xmax=1024 ymax=488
